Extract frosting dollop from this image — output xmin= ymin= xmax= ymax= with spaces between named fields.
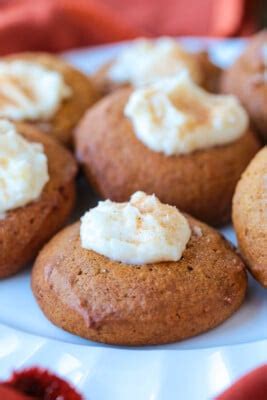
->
xmin=80 ymin=191 xmax=191 ymax=265
xmin=0 ymin=120 xmax=49 ymax=216
xmin=108 ymin=37 xmax=203 ymax=87
xmin=125 ymin=74 xmax=248 ymax=155
xmin=0 ymin=60 xmax=71 ymax=121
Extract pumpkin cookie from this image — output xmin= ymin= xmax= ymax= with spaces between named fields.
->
xmin=0 ymin=52 xmax=98 ymax=146
xmin=32 ymin=192 xmax=247 ymax=346
xmin=0 ymin=120 xmax=77 ymax=278
xmin=75 ymin=75 xmax=260 ymax=226
xmin=221 ymin=30 xmax=267 ymax=142
xmin=233 ymin=147 xmax=267 ymax=287
xmin=93 ymin=37 xmax=221 ymax=96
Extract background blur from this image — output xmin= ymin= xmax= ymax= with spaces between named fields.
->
xmin=0 ymin=0 xmax=266 ymax=55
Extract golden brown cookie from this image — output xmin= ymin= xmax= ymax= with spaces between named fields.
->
xmin=0 ymin=123 xmax=77 ymax=279
xmin=74 ymin=88 xmax=260 ymax=226
xmin=93 ymin=51 xmax=221 ymax=96
xmin=233 ymin=147 xmax=267 ymax=288
xmin=32 ymin=215 xmax=247 ymax=346
xmin=221 ymin=30 xmax=267 ymax=142
xmin=2 ymin=52 xmax=99 ymax=146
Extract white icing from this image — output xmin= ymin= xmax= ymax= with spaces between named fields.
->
xmin=80 ymin=191 xmax=191 ymax=265
xmin=108 ymin=37 xmax=203 ymax=86
xmin=0 ymin=120 xmax=49 ymax=216
xmin=0 ymin=60 xmax=71 ymax=120
xmin=125 ymin=74 xmax=248 ymax=155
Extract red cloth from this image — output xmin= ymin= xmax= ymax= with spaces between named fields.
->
xmin=0 ymin=367 xmax=83 ymax=399
xmin=0 ymin=385 xmax=31 ymax=400
xmin=217 ymin=365 xmax=267 ymax=400
xmin=0 ymin=0 xmax=258 ymax=55
xmin=0 ymin=364 xmax=266 ymax=399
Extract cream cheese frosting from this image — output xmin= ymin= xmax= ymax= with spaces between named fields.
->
xmin=0 ymin=120 xmax=49 ymax=216
xmin=80 ymin=191 xmax=191 ymax=265
xmin=108 ymin=37 xmax=203 ymax=87
xmin=125 ymin=73 xmax=248 ymax=155
xmin=0 ymin=60 xmax=71 ymax=121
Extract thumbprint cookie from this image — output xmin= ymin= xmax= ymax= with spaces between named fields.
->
xmin=0 ymin=119 xmax=77 ymax=278
xmin=32 ymin=192 xmax=247 ymax=345
xmin=75 ymin=74 xmax=260 ymax=226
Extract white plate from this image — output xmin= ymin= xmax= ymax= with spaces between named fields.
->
xmin=0 ymin=39 xmax=266 ymax=400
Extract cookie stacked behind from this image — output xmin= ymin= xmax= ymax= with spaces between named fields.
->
xmin=75 ymin=82 xmax=260 ymax=226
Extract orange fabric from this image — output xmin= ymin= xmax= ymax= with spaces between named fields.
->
xmin=0 ymin=0 xmax=138 ymax=55
xmin=0 ymin=0 xmax=258 ymax=54
xmin=217 ymin=365 xmax=267 ymax=400
xmin=211 ymin=0 xmax=245 ymax=36
xmin=101 ymin=0 xmax=252 ymax=37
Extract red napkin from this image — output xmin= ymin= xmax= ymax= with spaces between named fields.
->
xmin=217 ymin=365 xmax=267 ymax=400
xmin=0 ymin=385 xmax=32 ymax=400
xmin=0 ymin=0 xmax=258 ymax=55
xmin=1 ymin=365 xmax=266 ymax=399
xmin=0 ymin=367 xmax=83 ymax=399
